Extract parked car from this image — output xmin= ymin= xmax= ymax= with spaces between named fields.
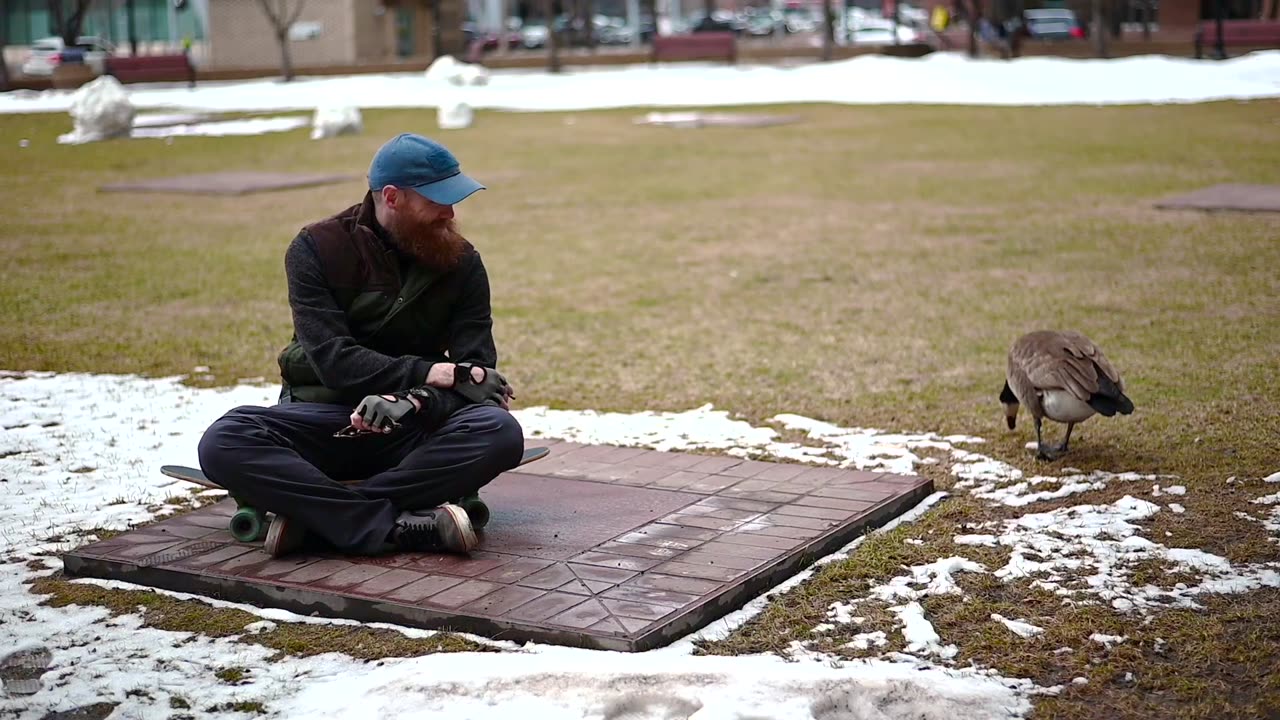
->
xmin=1023 ymin=8 xmax=1086 ymax=40
xmin=846 ymin=18 xmax=920 ymax=44
xmin=21 ymin=36 xmax=115 ymax=76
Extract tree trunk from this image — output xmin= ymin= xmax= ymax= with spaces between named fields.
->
xmin=127 ymin=0 xmax=138 ymax=56
xmin=255 ymin=0 xmax=307 ymax=82
xmin=277 ymin=29 xmax=295 ymax=80
xmin=821 ymin=0 xmax=835 ymax=60
xmin=1141 ymin=0 xmax=1150 ymax=39
xmin=50 ymin=0 xmax=94 ymax=46
xmin=703 ymin=0 xmax=715 ymax=18
xmin=0 ymin=0 xmax=10 ymax=92
xmin=546 ymin=0 xmax=561 ymax=72
xmin=1092 ymin=0 xmax=1108 ymax=57
xmin=968 ymin=0 xmax=981 ymax=57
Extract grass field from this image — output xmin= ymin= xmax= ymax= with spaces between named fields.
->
xmin=2 ymin=99 xmax=1278 ymax=718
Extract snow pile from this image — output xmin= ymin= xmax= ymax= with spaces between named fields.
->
xmin=4 ymin=51 xmax=1280 ymax=119
xmin=55 ymin=75 xmax=135 ymax=145
xmin=310 ymin=104 xmax=363 ymax=140
xmin=437 ymin=98 xmax=475 ymax=130
xmin=424 ymin=55 xmax=490 ymax=86
xmin=991 ymin=614 xmax=1045 ymax=639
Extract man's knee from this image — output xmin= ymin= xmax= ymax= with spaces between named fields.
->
xmin=465 ymin=405 xmax=524 ymax=468
xmin=197 ymin=406 xmax=261 ymax=479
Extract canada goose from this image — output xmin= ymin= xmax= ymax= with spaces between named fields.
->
xmin=1000 ymin=330 xmax=1135 ymax=460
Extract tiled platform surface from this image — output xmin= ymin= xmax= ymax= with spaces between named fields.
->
xmin=64 ymin=441 xmax=932 ymax=652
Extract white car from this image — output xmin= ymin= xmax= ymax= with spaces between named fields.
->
xmin=21 ymin=36 xmax=114 ymax=77
xmin=846 ymin=19 xmax=918 ymax=44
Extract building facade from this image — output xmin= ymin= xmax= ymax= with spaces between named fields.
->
xmin=204 ymin=0 xmax=465 ymax=70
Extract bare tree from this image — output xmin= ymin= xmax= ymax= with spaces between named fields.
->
xmin=1091 ymin=0 xmax=1108 ymax=57
xmin=49 ymin=0 xmax=95 ymax=46
xmin=0 ymin=6 xmax=10 ymax=92
xmin=254 ymin=0 xmax=308 ymax=81
xmin=968 ymin=0 xmax=982 ymax=57
xmin=545 ymin=0 xmax=561 ymax=72
xmin=821 ymin=0 xmax=835 ymax=61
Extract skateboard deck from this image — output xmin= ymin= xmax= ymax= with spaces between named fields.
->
xmin=161 ymin=445 xmax=550 ymax=541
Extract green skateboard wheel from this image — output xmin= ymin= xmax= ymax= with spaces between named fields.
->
xmin=230 ymin=506 xmax=268 ymax=543
xmin=458 ymin=495 xmax=490 ymax=530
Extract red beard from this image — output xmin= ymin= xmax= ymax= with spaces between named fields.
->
xmin=387 ymin=216 xmax=468 ymax=271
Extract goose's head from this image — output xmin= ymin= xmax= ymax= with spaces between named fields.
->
xmin=999 ymin=381 xmax=1019 ymax=429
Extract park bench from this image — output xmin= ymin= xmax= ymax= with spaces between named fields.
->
xmin=105 ymin=54 xmax=196 ymax=87
xmin=1193 ymin=20 xmax=1280 ymax=58
xmin=651 ymin=32 xmax=737 ymax=64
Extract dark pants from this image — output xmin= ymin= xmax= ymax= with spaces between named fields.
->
xmin=197 ymin=402 xmax=524 ymax=555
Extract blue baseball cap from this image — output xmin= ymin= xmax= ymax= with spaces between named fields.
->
xmin=367 ymin=133 xmax=485 ymax=206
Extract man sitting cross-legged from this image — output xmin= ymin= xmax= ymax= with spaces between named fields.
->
xmin=197 ymin=133 xmax=524 ymax=558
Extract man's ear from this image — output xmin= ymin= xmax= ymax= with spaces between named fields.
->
xmin=378 ymin=185 xmax=399 ymax=209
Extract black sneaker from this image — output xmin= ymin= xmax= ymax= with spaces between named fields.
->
xmin=391 ymin=504 xmax=477 ymax=554
xmin=264 ymin=515 xmax=307 ymax=558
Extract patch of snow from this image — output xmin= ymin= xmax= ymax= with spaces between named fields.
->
xmin=1264 ymin=471 xmax=1280 ymax=483
xmin=954 ymin=534 xmax=999 ymax=546
xmin=1164 ymin=485 xmax=1186 ymax=496
xmin=1254 ymin=491 xmax=1280 ymax=506
xmin=826 ymin=602 xmax=863 ymax=626
xmin=869 ymin=557 xmax=988 ymax=602
xmin=1072 ymin=677 xmax=1088 ymax=685
xmin=891 ymin=602 xmax=958 ymax=659
xmin=129 ymin=116 xmax=310 ymax=139
xmin=844 ymin=631 xmax=889 ymax=650
xmin=905 ymin=538 xmax=925 ymax=545
xmin=1169 ymin=504 xmax=1185 ymax=514
xmin=310 ymin=105 xmax=363 ymax=139
xmin=438 ymin=97 xmax=474 ymax=130
xmin=1089 ymin=633 xmax=1127 ymax=648
xmin=990 ymin=614 xmax=1045 ymax=638
xmin=3 ymin=52 xmax=1279 ymax=119
xmin=0 ymin=371 xmax=1048 ymax=720
xmin=243 ymin=620 xmax=277 ymax=634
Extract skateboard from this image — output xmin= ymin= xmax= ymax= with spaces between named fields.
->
xmin=160 ymin=445 xmax=549 ymax=542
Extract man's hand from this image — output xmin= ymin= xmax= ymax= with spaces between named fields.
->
xmin=425 ymin=363 xmax=460 ymax=389
xmin=453 ymin=363 xmax=515 ymax=410
xmin=349 ymin=393 xmax=420 ymax=433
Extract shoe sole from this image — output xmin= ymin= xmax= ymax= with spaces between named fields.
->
xmin=438 ymin=503 xmax=479 ymax=553
xmin=264 ymin=515 xmax=295 ymax=558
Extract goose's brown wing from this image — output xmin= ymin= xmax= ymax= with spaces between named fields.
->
xmin=1010 ymin=331 xmax=1101 ymax=403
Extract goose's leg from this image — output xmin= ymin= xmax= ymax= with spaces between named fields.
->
xmin=1056 ymin=423 xmax=1075 ymax=454
xmin=1035 ymin=417 xmax=1063 ymax=461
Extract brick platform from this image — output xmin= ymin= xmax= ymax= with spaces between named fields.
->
xmin=64 ymin=441 xmax=932 ymax=652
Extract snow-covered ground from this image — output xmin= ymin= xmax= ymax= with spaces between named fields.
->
xmin=1 ymin=370 xmax=1277 ymax=717
xmin=2 ymin=50 xmax=1279 ymax=124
